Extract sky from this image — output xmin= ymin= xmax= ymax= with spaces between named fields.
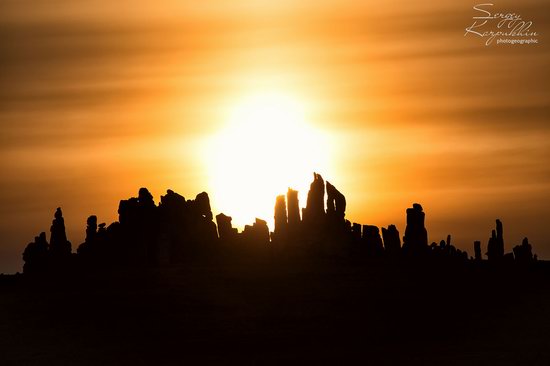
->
xmin=1 ymin=0 xmax=549 ymax=273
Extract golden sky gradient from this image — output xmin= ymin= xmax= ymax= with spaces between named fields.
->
xmin=1 ymin=1 xmax=549 ymax=273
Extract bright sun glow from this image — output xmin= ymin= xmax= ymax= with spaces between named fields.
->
xmin=204 ymin=91 xmax=331 ymax=231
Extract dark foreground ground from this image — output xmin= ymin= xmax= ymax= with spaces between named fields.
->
xmin=1 ymin=257 xmax=550 ymax=365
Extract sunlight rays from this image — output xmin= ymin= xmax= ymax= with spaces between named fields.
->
xmin=203 ymin=90 xmax=331 ymax=229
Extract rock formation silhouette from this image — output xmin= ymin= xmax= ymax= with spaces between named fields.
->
xmin=243 ymin=218 xmax=270 ymax=246
xmin=76 ymin=215 xmax=99 ymax=262
xmin=216 ymin=213 xmax=237 ymax=242
xmin=22 ymin=208 xmax=73 ymax=274
xmin=303 ymin=172 xmax=325 ymax=227
xmin=273 ymin=194 xmax=288 ymax=244
xmin=21 ymin=173 xmax=538 ymax=274
xmin=381 ymin=225 xmax=401 ymax=257
xmin=402 ymin=203 xmax=428 ymax=256
xmin=474 ymin=241 xmax=482 ymax=261
xmin=157 ymin=189 xmax=187 ymax=263
xmin=286 ymin=188 xmax=301 ymax=228
xmin=363 ymin=225 xmax=384 ymax=257
xmin=22 ymin=232 xmax=49 ymax=274
xmin=49 ymin=207 xmax=72 ymax=258
xmin=513 ymin=237 xmax=534 ymax=265
xmin=326 ymin=181 xmax=346 ymax=223
xmin=487 ymin=219 xmax=505 ymax=261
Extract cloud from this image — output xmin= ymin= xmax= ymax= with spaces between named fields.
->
xmin=0 ymin=0 xmax=549 ymax=272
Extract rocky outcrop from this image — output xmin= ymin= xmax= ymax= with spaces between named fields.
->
xmin=274 ymin=195 xmax=288 ymax=241
xmin=303 ymin=173 xmax=325 ymax=226
xmin=363 ymin=225 xmax=384 ymax=256
xmin=326 ymin=181 xmax=346 ymax=223
xmin=382 ymin=225 xmax=401 ymax=256
xmin=286 ymin=188 xmax=301 ymax=229
xmin=474 ymin=241 xmax=482 ymax=261
xmin=20 ymin=174 xmax=540 ymax=274
xmin=243 ymin=218 xmax=270 ymax=244
xmin=513 ymin=237 xmax=534 ymax=264
xmin=402 ymin=203 xmax=428 ymax=256
xmin=49 ymin=207 xmax=72 ymax=257
xmin=77 ymin=215 xmax=98 ymax=257
xmin=487 ymin=219 xmax=505 ymax=261
xmin=216 ymin=213 xmax=237 ymax=241
xmin=22 ymin=232 xmax=49 ymax=274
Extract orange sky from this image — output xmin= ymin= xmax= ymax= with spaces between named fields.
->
xmin=1 ymin=1 xmax=549 ymax=273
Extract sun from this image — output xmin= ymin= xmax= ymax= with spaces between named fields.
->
xmin=203 ymin=90 xmax=331 ymax=230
